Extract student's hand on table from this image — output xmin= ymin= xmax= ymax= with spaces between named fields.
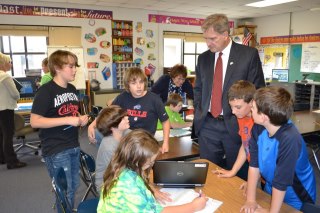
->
xmin=240 ymin=201 xmax=259 ymax=213
xmin=160 ymin=143 xmax=169 ymax=154
xmin=254 ymin=206 xmax=268 ymax=213
xmin=191 ymin=193 xmax=208 ymax=211
xmin=87 ymin=121 xmax=97 ymax=144
xmin=212 ymin=168 xmax=235 ymax=178
xmin=239 ymin=182 xmax=248 ymax=197
xmin=153 ymin=188 xmax=172 ymax=204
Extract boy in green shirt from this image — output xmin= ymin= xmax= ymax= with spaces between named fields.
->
xmin=157 ymin=93 xmax=192 ymax=129
xmin=40 ymin=57 xmax=53 ymax=86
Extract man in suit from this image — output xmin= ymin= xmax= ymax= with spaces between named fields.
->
xmin=193 ymin=14 xmax=265 ymax=178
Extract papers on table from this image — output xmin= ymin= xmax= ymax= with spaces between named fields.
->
xmin=160 ymin=188 xmax=223 ymax=213
xmin=155 ymin=128 xmax=191 ymax=141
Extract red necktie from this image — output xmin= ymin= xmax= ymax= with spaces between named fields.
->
xmin=211 ymin=52 xmax=223 ymax=117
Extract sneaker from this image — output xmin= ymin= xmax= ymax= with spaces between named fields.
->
xmin=41 ymin=158 xmax=45 ymax=163
xmin=7 ymin=161 xmax=27 ymax=170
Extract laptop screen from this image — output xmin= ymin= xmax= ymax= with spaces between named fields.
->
xmin=153 ymin=161 xmax=208 ymax=188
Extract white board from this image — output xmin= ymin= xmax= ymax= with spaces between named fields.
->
xmin=47 ymin=46 xmax=86 ymax=89
xmin=301 ymin=42 xmax=320 ymax=73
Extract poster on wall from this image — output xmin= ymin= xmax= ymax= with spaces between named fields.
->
xmin=301 ymin=42 xmax=320 ymax=73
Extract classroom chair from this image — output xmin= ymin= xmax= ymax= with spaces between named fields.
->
xmin=13 ymin=113 xmax=40 ymax=155
xmin=52 ymin=167 xmax=99 ymax=213
xmin=80 ymin=150 xmax=98 ymax=202
xmin=303 ymin=134 xmax=320 ymax=173
xmin=301 ymin=202 xmax=320 ymax=213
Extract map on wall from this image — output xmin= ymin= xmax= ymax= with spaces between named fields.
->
xmin=301 ymin=42 xmax=320 ymax=73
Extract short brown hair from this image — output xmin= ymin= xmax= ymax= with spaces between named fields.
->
xmin=123 ymin=67 xmax=147 ymax=92
xmin=96 ymin=105 xmax=127 ymax=136
xmin=42 ymin=57 xmax=48 ymax=67
xmin=169 ymin=64 xmax=187 ymax=79
xmin=166 ymin=93 xmax=183 ymax=106
xmin=48 ymin=50 xmax=79 ymax=77
xmin=201 ymin=14 xmax=230 ymax=35
xmin=228 ymin=80 xmax=256 ymax=103
xmin=254 ymin=86 xmax=293 ymax=126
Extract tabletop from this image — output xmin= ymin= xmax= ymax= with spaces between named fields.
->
xmin=157 ymin=136 xmax=199 ymax=161
xmin=150 ymin=159 xmax=300 ymax=213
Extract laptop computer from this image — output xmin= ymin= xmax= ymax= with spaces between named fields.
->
xmin=153 ymin=161 xmax=209 ymax=188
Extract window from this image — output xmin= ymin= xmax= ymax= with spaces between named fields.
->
xmin=183 ymin=41 xmax=207 ymax=72
xmin=0 ymin=36 xmax=47 ymax=77
xmin=164 ymin=38 xmax=182 ymax=67
xmin=164 ymin=32 xmax=207 ymax=73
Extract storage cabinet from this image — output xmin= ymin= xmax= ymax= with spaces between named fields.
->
xmin=269 ymin=82 xmax=320 ymax=111
xmin=112 ymin=20 xmax=133 ymax=62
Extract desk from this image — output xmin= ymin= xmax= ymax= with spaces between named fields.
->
xmin=291 ymin=111 xmax=320 ymax=135
xmin=157 ymin=136 xmax=199 ymax=161
xmin=151 ymin=159 xmax=299 ymax=212
xmin=15 ymin=102 xmax=32 ymax=123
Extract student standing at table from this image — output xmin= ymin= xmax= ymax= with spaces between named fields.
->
xmin=241 ymin=87 xmax=316 ymax=212
xmin=88 ymin=67 xmax=170 ymax=153
xmin=193 ymin=13 xmax=265 ymax=171
xmin=151 ymin=64 xmax=194 ymax=103
xmin=214 ymin=80 xmax=255 ymax=182
xmin=0 ymin=52 xmax=27 ymax=169
xmin=30 ymin=50 xmax=89 ymax=211
xmin=97 ymin=129 xmax=207 ymax=213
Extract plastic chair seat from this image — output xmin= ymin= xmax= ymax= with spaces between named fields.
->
xmin=13 ymin=113 xmax=40 ymax=155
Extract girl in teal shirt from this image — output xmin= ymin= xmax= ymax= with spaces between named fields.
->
xmin=97 ymin=129 xmax=207 ymax=213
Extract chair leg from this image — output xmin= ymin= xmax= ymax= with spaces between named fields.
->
xmin=311 ymin=148 xmax=320 ymax=173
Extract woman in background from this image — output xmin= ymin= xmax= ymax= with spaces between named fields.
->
xmin=151 ymin=64 xmax=194 ymax=103
xmin=0 ymin=52 xmax=27 ymax=170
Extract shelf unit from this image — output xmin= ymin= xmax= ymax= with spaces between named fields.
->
xmin=269 ymin=81 xmax=320 ymax=111
xmin=111 ymin=20 xmax=133 ymax=62
xmin=112 ymin=62 xmax=140 ymax=89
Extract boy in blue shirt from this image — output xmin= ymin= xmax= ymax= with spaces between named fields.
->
xmin=241 ymin=86 xmax=316 ymax=212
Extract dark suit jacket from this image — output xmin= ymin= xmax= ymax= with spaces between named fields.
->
xmin=193 ymin=41 xmax=265 ymax=140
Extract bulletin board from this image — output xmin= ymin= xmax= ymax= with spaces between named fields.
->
xmin=256 ymin=44 xmax=289 ymax=81
xmin=301 ymin=42 xmax=320 ymax=73
xmin=47 ymin=46 xmax=86 ymax=90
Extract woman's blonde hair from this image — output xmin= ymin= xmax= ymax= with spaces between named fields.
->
xmin=101 ymin=129 xmax=160 ymax=199
xmin=0 ymin=52 xmax=11 ymax=66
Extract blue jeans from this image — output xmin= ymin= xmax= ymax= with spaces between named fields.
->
xmin=44 ymin=147 xmax=80 ymax=212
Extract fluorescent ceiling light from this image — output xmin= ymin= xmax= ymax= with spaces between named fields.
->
xmin=246 ymin=0 xmax=298 ymax=8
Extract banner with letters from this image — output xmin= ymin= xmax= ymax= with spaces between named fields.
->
xmin=0 ymin=4 xmax=112 ymax=20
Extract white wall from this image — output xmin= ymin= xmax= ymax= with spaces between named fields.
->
xmin=0 ymin=0 xmax=205 ymax=89
xmin=250 ymin=10 xmax=320 ymax=43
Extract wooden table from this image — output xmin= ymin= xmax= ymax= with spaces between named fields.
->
xmin=151 ymin=159 xmax=299 ymax=213
xmin=157 ymin=136 xmax=199 ymax=161
xmin=291 ymin=110 xmax=320 ymax=135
